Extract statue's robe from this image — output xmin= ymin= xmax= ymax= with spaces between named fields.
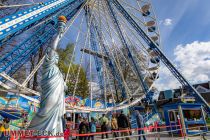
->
xmin=28 ymin=49 xmax=65 ymax=140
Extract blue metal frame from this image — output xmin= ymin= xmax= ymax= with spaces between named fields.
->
xmin=85 ymin=8 xmax=104 ymax=93
xmin=0 ymin=0 xmax=85 ymax=81
xmin=106 ymin=1 xmax=148 ymax=95
xmin=92 ymin=16 xmax=127 ymax=99
xmin=0 ymin=0 xmax=82 ymax=45
xmin=110 ymin=0 xmax=210 ymax=112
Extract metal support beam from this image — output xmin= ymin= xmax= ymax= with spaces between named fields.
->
xmin=0 ymin=81 xmax=11 ymax=89
xmin=22 ymin=56 xmax=45 ymax=87
xmin=0 ymin=72 xmax=40 ymax=96
xmin=80 ymin=48 xmax=108 ymax=60
xmin=0 ymin=0 xmax=83 ymax=45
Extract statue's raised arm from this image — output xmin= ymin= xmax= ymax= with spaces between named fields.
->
xmin=28 ymin=16 xmax=67 ymax=140
xmin=49 ymin=16 xmax=67 ymax=57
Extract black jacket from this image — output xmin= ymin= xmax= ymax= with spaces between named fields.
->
xmin=117 ymin=114 xmax=129 ymax=128
xmin=79 ymin=122 xmax=89 ymax=134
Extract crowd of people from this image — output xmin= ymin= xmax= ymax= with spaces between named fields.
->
xmin=0 ymin=110 xmax=145 ymax=140
xmin=67 ymin=111 xmax=146 ymax=140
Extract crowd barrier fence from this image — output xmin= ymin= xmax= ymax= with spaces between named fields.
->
xmin=6 ymin=122 xmax=209 ymax=140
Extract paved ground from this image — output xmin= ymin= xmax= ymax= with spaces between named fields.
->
xmin=71 ymin=128 xmax=210 ymax=140
xmin=72 ymin=133 xmax=210 ymax=140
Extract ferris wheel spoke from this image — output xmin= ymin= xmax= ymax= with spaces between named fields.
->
xmin=65 ymin=14 xmax=86 ymax=83
xmin=93 ymin=5 xmax=133 ymax=98
xmin=105 ymin=1 xmax=160 ymax=96
xmin=97 ymin=1 xmax=144 ymax=94
xmin=65 ymin=1 xmax=98 ymax=85
xmin=96 ymin=0 xmax=109 ymax=105
xmin=92 ymin=1 xmax=124 ymax=104
xmin=72 ymin=0 xmax=98 ymax=99
xmin=93 ymin=5 xmax=138 ymax=78
xmin=114 ymin=11 xmax=153 ymax=71
xmin=114 ymin=8 xmax=161 ymax=71
xmin=114 ymin=3 xmax=157 ymax=50
xmin=103 ymin=1 xmax=149 ymax=94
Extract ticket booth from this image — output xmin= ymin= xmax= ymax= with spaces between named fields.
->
xmin=163 ymin=103 xmax=208 ymax=135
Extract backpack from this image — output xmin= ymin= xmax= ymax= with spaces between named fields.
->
xmin=90 ymin=122 xmax=96 ymax=132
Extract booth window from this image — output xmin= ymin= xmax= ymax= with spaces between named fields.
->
xmin=169 ymin=111 xmax=175 ymax=122
xmin=183 ymin=109 xmax=203 ymax=121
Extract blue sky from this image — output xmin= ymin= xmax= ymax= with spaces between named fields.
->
xmin=151 ymin=0 xmax=210 ymax=90
xmin=151 ymin=0 xmax=210 ymax=58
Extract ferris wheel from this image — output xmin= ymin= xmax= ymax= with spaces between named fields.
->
xmin=0 ymin=0 xmax=161 ymax=112
xmin=1 ymin=0 xmax=209 ymax=114
xmin=64 ymin=0 xmax=161 ymax=111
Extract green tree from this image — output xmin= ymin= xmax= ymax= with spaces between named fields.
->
xmin=66 ymin=64 xmax=89 ymax=98
xmin=57 ymin=43 xmax=74 ymax=75
xmin=57 ymin=43 xmax=89 ymax=98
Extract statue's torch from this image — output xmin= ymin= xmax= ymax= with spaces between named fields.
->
xmin=58 ymin=16 xmax=67 ymax=36
xmin=50 ymin=16 xmax=67 ymax=54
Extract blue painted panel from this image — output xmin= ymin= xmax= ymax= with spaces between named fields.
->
xmin=0 ymin=0 xmax=85 ymax=81
xmin=164 ymin=90 xmax=174 ymax=99
xmin=0 ymin=0 xmax=76 ymax=41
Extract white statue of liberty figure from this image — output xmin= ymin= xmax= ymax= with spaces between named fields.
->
xmin=28 ymin=16 xmax=67 ymax=140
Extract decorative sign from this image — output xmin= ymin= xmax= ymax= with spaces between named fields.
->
xmin=94 ymin=102 xmax=103 ymax=108
xmin=65 ymin=96 xmax=80 ymax=104
xmin=0 ymin=94 xmax=39 ymax=112
xmin=181 ymin=96 xmax=195 ymax=103
xmin=0 ymin=94 xmax=39 ymax=128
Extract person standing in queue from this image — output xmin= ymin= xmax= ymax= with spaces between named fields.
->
xmin=88 ymin=117 xmax=96 ymax=140
xmin=127 ymin=115 xmax=132 ymax=136
xmin=111 ymin=113 xmax=119 ymax=140
xmin=135 ymin=110 xmax=146 ymax=140
xmin=0 ymin=118 xmax=10 ymax=140
xmin=100 ymin=114 xmax=109 ymax=139
xmin=117 ymin=111 xmax=130 ymax=140
xmin=63 ymin=114 xmax=67 ymax=132
xmin=79 ymin=118 xmax=89 ymax=140
xmin=64 ymin=123 xmax=70 ymax=140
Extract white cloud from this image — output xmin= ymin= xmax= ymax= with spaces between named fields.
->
xmin=163 ymin=18 xmax=173 ymax=26
xmin=155 ymin=41 xmax=210 ymax=90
